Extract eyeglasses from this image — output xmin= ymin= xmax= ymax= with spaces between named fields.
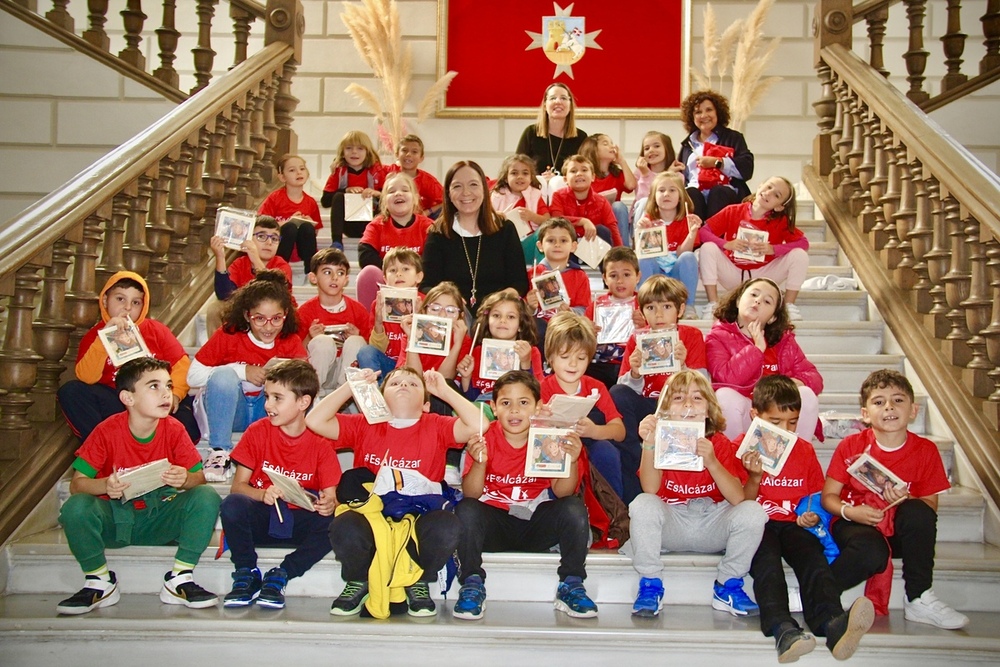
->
xmin=426 ymin=305 xmax=462 ymax=316
xmin=248 ymin=313 xmax=286 ymax=326
xmin=253 ymin=232 xmax=280 ymax=244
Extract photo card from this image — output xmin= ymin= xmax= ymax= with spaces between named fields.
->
xmin=846 ymin=453 xmax=908 ymax=500
xmin=380 ymin=287 xmax=419 ymax=323
xmin=594 ymin=297 xmax=635 ymax=345
xmin=345 ymin=367 xmax=392 ymax=424
xmin=323 ymin=324 xmax=351 ymax=347
xmin=262 ymin=466 xmax=318 ymax=511
xmin=480 ymin=338 xmax=520 ymax=380
xmin=733 ymin=227 xmax=769 ymax=262
xmin=118 ymin=458 xmax=171 ymax=502
xmin=524 ymin=426 xmax=573 ymax=478
xmin=653 ymin=419 xmax=705 ymax=471
xmin=532 ymin=270 xmax=568 ymax=311
xmin=407 ymin=313 xmax=453 ymax=357
xmin=634 ymin=225 xmax=670 ymax=260
xmin=215 ymin=207 xmax=257 ymax=251
xmin=97 ymin=316 xmax=151 ymax=367
xmin=635 ymin=329 xmax=680 ymax=375
xmin=735 ymin=417 xmax=798 ymax=477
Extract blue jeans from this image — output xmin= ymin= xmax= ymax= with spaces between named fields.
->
xmin=612 ymin=201 xmax=631 ymax=247
xmin=356 ymin=344 xmax=398 ymax=378
xmin=204 ymin=366 xmax=267 ymax=450
xmin=639 ymin=250 xmax=699 ymax=308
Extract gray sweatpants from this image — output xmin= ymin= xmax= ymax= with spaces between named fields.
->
xmin=624 ymin=493 xmax=767 ymax=583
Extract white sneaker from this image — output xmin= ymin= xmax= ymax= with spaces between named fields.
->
xmin=699 ymin=302 xmax=718 ymax=320
xmin=785 ymin=303 xmax=803 ymax=321
xmin=203 ymin=449 xmax=231 ymax=483
xmin=903 ymin=589 xmax=969 ymax=629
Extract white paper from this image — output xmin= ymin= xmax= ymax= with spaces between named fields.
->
xmin=503 ymin=208 xmax=532 ymax=239
xmin=594 ymin=298 xmax=635 ymax=345
xmin=262 ymin=466 xmax=318 ymax=511
xmin=524 ymin=427 xmax=573 ymax=478
xmin=346 ymin=367 xmax=392 ymax=424
xmin=634 ymin=225 xmax=670 ymax=260
xmin=544 ymin=394 xmax=598 ymax=425
xmin=575 ymin=235 xmax=612 ymax=270
xmin=118 ymin=458 xmax=171 ymax=501
xmin=344 ymin=192 xmax=374 ymax=222
xmin=407 ymin=314 xmax=453 ymax=357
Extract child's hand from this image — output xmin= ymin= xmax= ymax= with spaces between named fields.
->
xmin=560 ymin=431 xmax=583 ymax=463
xmin=456 ymin=354 xmax=474 ymax=378
xmin=849 ymin=504 xmax=885 ymax=526
xmin=611 ymin=144 xmax=624 ymax=165
xmin=635 ymin=156 xmax=649 ymax=174
xmin=423 ymin=369 xmax=449 ymax=396
xmin=632 ymin=308 xmax=647 ymax=329
xmin=262 ymin=485 xmax=284 ymax=506
xmin=353 ymin=368 xmax=381 ymax=385
xmin=724 ymin=238 xmax=750 ymax=254
xmin=556 ymin=302 xmax=571 ymax=313
xmin=687 ymin=215 xmax=703 ymax=236
xmin=638 ymin=414 xmax=658 ymax=442
xmin=308 ymin=319 xmax=325 ymax=339
xmin=883 ymin=484 xmax=909 ymax=505
xmin=105 ymin=473 xmax=128 ymax=499
xmin=466 ymin=434 xmax=488 ymax=466
xmin=171 ymin=394 xmax=180 ymax=414
xmin=741 ymin=450 xmax=763 ymax=477
xmin=746 ymin=320 xmax=767 ymax=351
xmin=536 ymin=401 xmax=554 ymax=420
xmin=637 ymin=215 xmax=656 ymax=230
xmin=675 ymin=340 xmax=688 ymax=368
xmin=315 ymin=489 xmax=337 ymax=516
xmin=452 ymin=317 xmax=468 ymax=347
xmin=161 ymin=464 xmax=188 ymax=489
xmin=241 ymin=238 xmax=262 ymax=264
xmin=513 ymin=340 xmax=532 ymax=367
xmin=210 ymin=235 xmax=226 ymax=258
xmin=345 ymin=323 xmax=360 ymax=337
xmin=628 ymin=346 xmax=643 ymax=379
xmin=106 ymin=315 xmax=130 ymax=331
xmin=796 ymin=511 xmax=820 ymax=528
xmin=668 ymin=160 xmax=686 ymax=173
xmin=515 ymin=207 xmax=543 ymax=225
xmin=750 ymin=239 xmax=772 ymax=256
xmin=526 ymin=290 xmax=540 ymax=311
xmin=580 ymin=218 xmax=597 ymax=240
xmin=245 ymin=364 xmax=266 ymax=386
xmin=361 ymin=188 xmax=378 ymax=199
xmin=696 ymin=437 xmax=717 ymax=466
xmin=346 ymin=186 xmax=364 ymax=194
xmin=574 ymin=416 xmax=597 ymax=439
xmin=399 ymin=314 xmax=413 ymax=333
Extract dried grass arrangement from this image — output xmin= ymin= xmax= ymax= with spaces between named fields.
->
xmin=341 ymin=0 xmax=457 ymax=153
xmin=692 ymin=0 xmax=781 ymax=131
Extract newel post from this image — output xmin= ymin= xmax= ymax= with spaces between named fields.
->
xmin=813 ymin=0 xmax=853 ymax=176
xmin=264 ymin=0 xmax=303 ymax=161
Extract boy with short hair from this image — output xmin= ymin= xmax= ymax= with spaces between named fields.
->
xmin=220 ymin=359 xmax=341 ymax=609
xmin=258 ymin=154 xmax=322 ymax=273
xmin=821 ymin=369 xmax=969 ymax=630
xmin=384 ymin=134 xmax=443 ymax=218
xmin=297 ymin=248 xmax=372 ymax=395
xmin=56 ymin=358 xmax=220 ymax=615
xmin=542 ymin=312 xmax=626 ymax=499
xmin=356 ymin=247 xmax=425 ymax=379
xmin=454 ymin=370 xmax=596 ymax=620
xmin=610 ymin=275 xmax=707 ymax=503
xmin=307 ymin=367 xmax=482 ymax=618
xmin=742 ymin=375 xmax=874 ymax=662
xmin=585 ymin=246 xmax=645 ymax=388
xmin=526 ymin=217 xmax=592 ymax=350
xmin=57 ymin=271 xmax=199 ymax=443
xmin=549 ymin=155 xmax=623 ymax=247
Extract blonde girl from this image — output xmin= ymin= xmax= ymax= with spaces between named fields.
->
xmin=321 ymin=130 xmax=386 ymax=248
xmin=636 ymin=172 xmax=702 ymax=310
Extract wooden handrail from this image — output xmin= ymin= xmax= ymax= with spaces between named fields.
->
xmin=852 ymin=0 xmax=900 ymax=21
xmin=231 ymin=0 xmax=267 ymax=19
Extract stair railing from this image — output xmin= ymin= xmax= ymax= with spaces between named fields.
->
xmin=0 ymin=0 xmax=303 ymax=547
xmin=810 ymin=0 xmax=1000 ymax=512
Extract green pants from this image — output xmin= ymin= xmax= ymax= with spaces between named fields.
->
xmin=59 ymin=485 xmax=221 ymax=573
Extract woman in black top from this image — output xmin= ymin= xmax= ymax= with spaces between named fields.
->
xmin=515 ymin=83 xmax=588 ymax=176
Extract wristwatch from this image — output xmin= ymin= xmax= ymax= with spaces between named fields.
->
xmin=715 ymin=159 xmax=723 ymax=169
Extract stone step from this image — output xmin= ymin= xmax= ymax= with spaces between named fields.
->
xmin=809 ymin=354 xmax=903 ymax=393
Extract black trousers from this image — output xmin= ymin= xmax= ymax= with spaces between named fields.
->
xmin=686 ymin=185 xmax=742 ymax=221
xmin=454 ymin=496 xmax=589 ymax=584
xmin=329 ymin=191 xmax=377 ymax=244
xmin=750 ymin=519 xmax=844 ymax=636
xmin=277 ymin=220 xmax=317 ymax=272
xmin=830 ymin=498 xmax=937 ymax=602
xmin=329 ymin=508 xmax=460 ymax=583
xmin=220 ymin=493 xmax=333 ymax=579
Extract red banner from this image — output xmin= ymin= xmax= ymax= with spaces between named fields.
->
xmin=442 ymin=0 xmax=687 ymax=114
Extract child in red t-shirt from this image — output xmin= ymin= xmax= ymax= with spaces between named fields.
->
xmin=491 ymin=153 xmax=553 ymax=265
xmin=383 ymin=134 xmax=443 ymax=218
xmin=399 ymin=281 xmax=471 ymax=388
xmin=357 ymin=248 xmax=424 ymax=379
xmin=526 ymin=218 xmax=591 ymax=357
xmin=454 ymin=371 xmax=596 ymax=620
xmin=821 ymin=369 xmax=968 ymax=630
xmin=549 ymin=155 xmax=623 ymax=246
xmin=741 ymin=375 xmax=874 ymax=662
xmin=56 ymin=358 xmax=220 ymax=615
xmin=628 ymin=370 xmax=766 ymax=618
xmin=580 ymin=133 xmax=636 ymax=246
xmin=321 ymin=130 xmax=386 ymax=247
xmin=220 ymin=360 xmax=341 ymax=610
xmin=258 ymin=154 xmax=321 ymax=273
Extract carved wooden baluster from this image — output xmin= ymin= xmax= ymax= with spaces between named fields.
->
xmin=31 ymin=235 xmax=77 ymax=421
xmin=260 ymin=76 xmax=280 ymax=186
xmin=866 ymin=6 xmax=890 ymax=77
xmin=0 ymin=257 xmax=47 ymax=455
xmin=273 ymin=61 xmax=300 ymax=159
xmin=832 ymin=89 xmax=854 ymax=191
xmin=249 ymin=86 xmax=270 ymax=195
xmin=234 ymin=99 xmax=258 ymax=207
xmin=65 ymin=205 xmax=107 ymax=360
xmin=981 ymin=0 xmax=1000 ymax=73
xmin=980 ymin=239 xmax=1000 ymax=413
xmin=877 ymin=141 xmax=903 ymax=250
xmin=220 ymin=113 xmax=244 ymax=207
xmin=46 ymin=0 xmax=74 ymax=31
xmin=941 ymin=0 xmax=968 ymax=92
xmin=812 ymin=62 xmax=837 ymax=177
xmin=192 ymin=0 xmax=219 ymax=94
xmin=902 ymin=0 xmax=930 ymax=104
xmin=865 ymin=121 xmax=889 ymax=235
xmin=961 ymin=218 xmax=994 ymax=398
xmin=845 ymin=101 xmax=868 ymax=216
xmin=907 ymin=161 xmax=935 ymax=312
xmin=231 ymin=1 xmax=254 ymax=67
xmin=95 ymin=185 xmax=135 ymax=288
xmin=942 ymin=196 xmax=973 ymax=358
xmin=889 ymin=154 xmax=916 ymax=273
xmin=166 ymin=140 xmax=194 ymax=285
xmin=122 ymin=172 xmax=154 ymax=277
xmin=153 ymin=0 xmax=181 ymax=89
xmin=82 ymin=0 xmax=110 ymax=50
xmin=850 ymin=107 xmax=876 ymax=218
xmin=923 ymin=179 xmax=951 ymax=321
xmin=185 ymin=127 xmax=212 ymax=264
xmin=145 ymin=155 xmax=176 ymax=306
xmin=201 ymin=118 xmax=230 ymax=247
xmin=118 ymin=0 xmax=148 ymax=70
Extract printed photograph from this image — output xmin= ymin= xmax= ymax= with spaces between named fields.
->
xmin=733 ymin=227 xmax=770 ymax=262
xmin=847 ymin=453 xmax=908 ymax=499
xmin=97 ymin=317 xmax=151 ymax=367
xmin=216 ymin=207 xmax=256 ymax=251
xmin=524 ymin=427 xmax=572 ymax=478
xmin=636 ymin=329 xmax=680 ymax=375
xmin=736 ymin=417 xmax=797 ymax=476
xmin=653 ymin=419 xmax=705 ymax=471
xmin=381 ymin=287 xmax=418 ymax=323
xmin=532 ymin=271 xmax=567 ymax=310
xmin=480 ymin=339 xmax=520 ymax=380
xmin=408 ymin=314 xmax=452 ymax=356
xmin=635 ymin=225 xmax=669 ymax=260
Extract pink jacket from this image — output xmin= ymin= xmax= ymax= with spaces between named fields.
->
xmin=706 ymin=320 xmax=823 ymax=398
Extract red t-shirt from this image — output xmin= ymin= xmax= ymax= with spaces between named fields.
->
xmin=296 ymin=295 xmax=373 ymax=343
xmin=77 ymin=319 xmax=188 ymax=390
xmin=336 ymin=412 xmax=461 ymax=480
xmin=549 ymin=188 xmax=624 ymax=246
xmin=466 ymin=344 xmax=543 ymax=396
xmin=592 ymin=171 xmax=632 ymax=201
xmin=462 ymin=421 xmax=553 ymax=510
xmin=734 ymin=432 xmax=824 ymax=522
xmin=228 ymin=254 xmax=293 ymax=289
xmin=72 ymin=413 xmax=203 ymax=499
xmin=705 ymin=202 xmax=805 ymax=270
xmin=528 ymin=263 xmax=592 ymax=320
xmin=258 ymin=187 xmax=323 ymax=229
xmin=827 ymin=429 xmax=950 ymax=508
xmin=384 ymin=166 xmax=444 ymax=213
xmin=195 ymin=330 xmax=308 ymax=367
xmin=230 ymin=419 xmax=342 ymax=508
xmin=657 ymin=432 xmax=742 ymax=503
xmin=618 ymin=325 xmax=707 ymax=398
xmin=323 ymin=165 xmax=387 ymax=193
xmin=540 ymin=375 xmax=622 ymax=424
xmin=358 ymin=214 xmax=434 ymax=258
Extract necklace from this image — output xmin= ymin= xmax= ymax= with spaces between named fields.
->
xmin=547 ymin=132 xmax=566 ymax=175
xmin=461 ymin=234 xmax=483 ymax=307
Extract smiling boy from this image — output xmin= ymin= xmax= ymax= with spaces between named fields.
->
xmin=549 ymin=155 xmax=623 ymax=246
xmin=384 ymin=134 xmax=443 ymax=218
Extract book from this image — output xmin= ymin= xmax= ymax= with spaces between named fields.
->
xmin=635 ymin=329 xmax=680 ymax=375
xmin=97 ymin=316 xmax=151 ymax=367
xmin=407 ymin=313 xmax=453 ymax=357
xmin=215 ymin=207 xmax=257 ymax=251
xmin=594 ymin=297 xmax=635 ymax=345
xmin=575 ymin=235 xmax=612 ymax=270
xmin=543 ymin=394 xmax=598 ymax=425
xmin=345 ymin=367 xmax=392 ymax=424
xmin=732 ymin=227 xmax=769 ymax=262
xmin=262 ymin=466 xmax=319 ymax=511
xmin=524 ymin=427 xmax=573 ymax=478
xmin=480 ymin=338 xmax=520 ymax=380
xmin=634 ymin=225 xmax=670 ymax=260
xmin=118 ymin=458 xmax=171 ymax=501
xmin=653 ymin=419 xmax=705 ymax=471
xmin=344 ymin=192 xmax=374 ymax=222
xmin=846 ymin=452 xmax=908 ymax=500
xmin=735 ymin=417 xmax=798 ymax=476
xmin=532 ymin=270 xmax=568 ymax=311
xmin=380 ymin=287 xmax=419 ymax=324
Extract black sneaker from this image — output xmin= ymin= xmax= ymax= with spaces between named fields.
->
xmin=224 ymin=567 xmax=262 ymax=607
xmin=56 ymin=573 xmax=120 ymax=615
xmin=775 ymin=624 xmax=816 ymax=663
xmin=404 ymin=581 xmax=437 ymax=617
xmin=825 ymin=596 xmax=874 ymax=660
xmin=160 ymin=570 xmax=218 ymax=609
xmin=330 ymin=581 xmax=369 ymax=616
xmin=257 ymin=567 xmax=288 ymax=609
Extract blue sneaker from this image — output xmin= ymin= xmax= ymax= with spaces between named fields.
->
xmin=632 ymin=576 xmax=664 ymax=617
xmin=712 ymin=578 xmax=759 ymax=616
xmin=554 ymin=576 xmax=598 ymax=618
xmin=257 ymin=567 xmax=288 ymax=609
xmin=332 ymin=241 xmax=344 ymax=251
xmin=452 ymin=575 xmax=486 ymax=620
xmin=223 ymin=567 xmax=262 ymax=607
